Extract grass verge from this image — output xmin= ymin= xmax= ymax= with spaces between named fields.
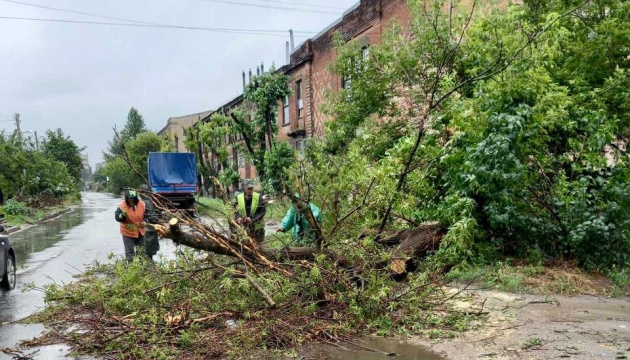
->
xmin=445 ymin=260 xmax=630 ymax=296
xmin=1 ymin=196 xmax=81 ymax=227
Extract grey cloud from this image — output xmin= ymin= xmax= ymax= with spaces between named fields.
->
xmin=0 ymin=0 xmax=355 ymax=166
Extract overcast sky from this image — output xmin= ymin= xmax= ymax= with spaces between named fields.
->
xmin=0 ymin=0 xmax=357 ymax=167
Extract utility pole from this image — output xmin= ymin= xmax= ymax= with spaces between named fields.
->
xmin=13 ymin=113 xmax=21 ymax=140
xmin=34 ymin=130 xmax=39 ymax=150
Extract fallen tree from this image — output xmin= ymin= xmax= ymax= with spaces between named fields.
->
xmin=154 ymin=217 xmax=444 ymax=274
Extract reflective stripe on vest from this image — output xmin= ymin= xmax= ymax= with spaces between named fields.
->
xmin=237 ymin=192 xmax=259 ymax=218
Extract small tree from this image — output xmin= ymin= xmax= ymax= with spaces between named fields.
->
xmin=183 ymin=70 xmax=293 ymax=193
xmin=41 ymin=129 xmax=84 ymax=184
xmin=104 ymin=107 xmax=148 ymax=160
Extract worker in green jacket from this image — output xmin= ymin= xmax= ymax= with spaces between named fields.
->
xmin=276 ymin=194 xmax=322 ymax=246
xmin=234 ymin=180 xmax=266 ymax=243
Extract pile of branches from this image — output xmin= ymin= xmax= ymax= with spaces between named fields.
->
xmin=24 ymin=250 xmax=467 ymax=360
xmin=18 ymin=132 xmax=468 ymax=359
xmin=17 ymin=185 xmax=461 ymax=359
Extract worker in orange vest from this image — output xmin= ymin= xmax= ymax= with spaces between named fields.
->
xmin=115 ymin=189 xmax=146 ymax=261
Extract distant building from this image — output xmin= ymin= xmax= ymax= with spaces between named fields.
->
xmin=81 ymin=154 xmax=92 ymax=175
xmin=94 ymin=161 xmax=106 ymax=173
xmin=80 ymin=154 xmax=92 ymax=190
xmin=201 ymin=95 xmax=252 ymax=185
xmin=158 ymin=111 xmax=212 ymax=153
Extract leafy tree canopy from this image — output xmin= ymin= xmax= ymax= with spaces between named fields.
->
xmin=41 ymin=128 xmax=85 ymax=183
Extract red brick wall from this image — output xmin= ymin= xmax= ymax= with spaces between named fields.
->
xmin=206 ymin=0 xmax=411 ymax=187
xmin=278 ymin=61 xmax=313 ymax=146
xmin=283 ymin=0 xmax=409 ymax=138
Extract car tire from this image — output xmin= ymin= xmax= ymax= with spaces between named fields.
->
xmin=1 ymin=254 xmax=16 ymax=290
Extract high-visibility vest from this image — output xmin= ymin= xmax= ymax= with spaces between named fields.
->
xmin=237 ymin=193 xmax=264 ymax=231
xmin=118 ymin=200 xmax=146 ymax=238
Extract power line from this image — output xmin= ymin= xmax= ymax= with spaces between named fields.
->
xmin=237 ymin=0 xmax=347 ymax=10
xmin=0 ymin=0 xmax=318 ymax=34
xmin=192 ymin=0 xmax=342 ymax=14
xmin=0 ymin=16 xmax=314 ymax=37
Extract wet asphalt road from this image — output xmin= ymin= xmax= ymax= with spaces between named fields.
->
xmin=0 ymin=192 xmax=177 ymax=360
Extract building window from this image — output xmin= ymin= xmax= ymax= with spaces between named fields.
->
xmin=296 ymin=80 xmax=304 ymax=118
xmin=362 ymin=45 xmax=370 ymax=66
xmin=342 ymin=71 xmax=352 ymax=90
xmin=343 ymin=45 xmax=370 ymax=91
xmin=227 ymin=155 xmax=234 ymax=168
xmin=237 ymin=152 xmax=245 ymax=168
xmin=283 ymin=96 xmax=290 ymax=126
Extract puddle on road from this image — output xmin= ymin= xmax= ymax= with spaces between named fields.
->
xmin=8 ymin=210 xmax=85 ymax=273
xmin=267 ymin=337 xmax=443 ymax=360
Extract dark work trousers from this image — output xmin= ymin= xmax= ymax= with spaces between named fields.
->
xmin=122 ymin=235 xmax=145 ymax=262
xmin=250 ymin=228 xmax=265 ymax=244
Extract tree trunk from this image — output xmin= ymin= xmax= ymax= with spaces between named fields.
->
xmin=155 ymin=218 xmax=444 ymax=272
xmin=375 ymin=223 xmax=445 ymax=276
xmin=153 ymin=219 xmax=323 ymax=262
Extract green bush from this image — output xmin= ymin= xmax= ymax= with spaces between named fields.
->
xmin=1 ymin=199 xmax=28 ymax=216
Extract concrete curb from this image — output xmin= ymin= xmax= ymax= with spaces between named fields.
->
xmin=1 ymin=207 xmax=76 ymax=235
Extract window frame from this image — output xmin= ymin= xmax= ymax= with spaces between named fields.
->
xmin=296 ymin=80 xmax=304 ymax=118
xmin=282 ymin=96 xmax=290 ymax=126
xmin=237 ymin=152 xmax=245 ymax=168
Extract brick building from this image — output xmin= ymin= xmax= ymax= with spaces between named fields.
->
xmin=201 ymin=0 xmax=410 ymax=183
xmin=201 ymin=94 xmax=256 ymax=183
xmin=158 ymin=110 xmax=212 ymax=153
xmin=277 ymin=0 xmax=409 ymax=148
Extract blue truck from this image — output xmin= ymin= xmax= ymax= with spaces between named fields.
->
xmin=148 ymin=152 xmax=197 ymax=215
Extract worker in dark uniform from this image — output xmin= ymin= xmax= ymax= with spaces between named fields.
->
xmin=140 ymin=185 xmax=160 ymax=261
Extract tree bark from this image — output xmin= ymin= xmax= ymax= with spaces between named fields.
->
xmin=153 ymin=219 xmax=322 ymax=262
xmin=375 ymin=223 xmax=445 ymax=276
xmin=155 ymin=218 xmax=444 ymax=272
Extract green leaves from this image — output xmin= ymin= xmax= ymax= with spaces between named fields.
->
xmin=41 ymin=128 xmax=84 ymax=184
xmin=296 ymin=0 xmax=630 ymax=270
xmin=0 ymin=131 xmax=78 ymax=198
xmin=98 ymin=131 xmax=167 ymax=193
